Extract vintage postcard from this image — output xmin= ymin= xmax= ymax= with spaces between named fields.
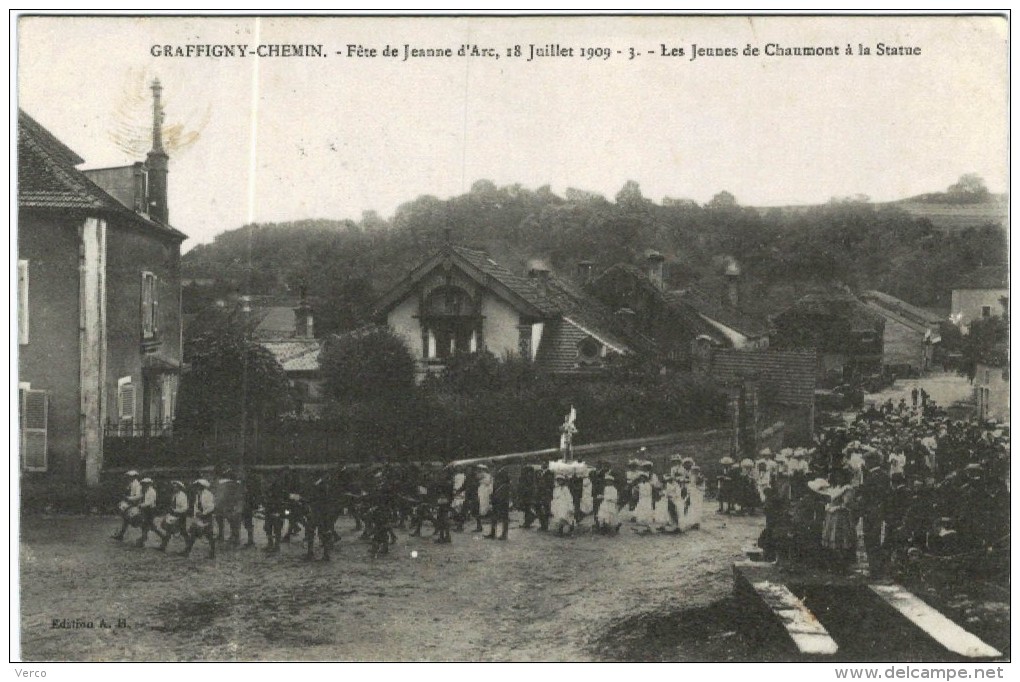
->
xmin=13 ymin=13 xmax=1009 ymax=665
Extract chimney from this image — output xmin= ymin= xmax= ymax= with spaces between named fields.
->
xmin=576 ymin=260 xmax=594 ymax=284
xmin=645 ymin=250 xmax=665 ymax=290
xmin=294 ymin=285 xmax=315 ymax=339
xmin=146 ymin=78 xmax=170 ymax=224
xmin=527 ymin=259 xmax=552 ymax=290
xmin=725 ymin=259 xmax=741 ymax=308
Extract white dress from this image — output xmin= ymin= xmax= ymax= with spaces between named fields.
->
xmin=580 ymin=477 xmax=594 ymax=515
xmin=684 ymin=474 xmax=703 ymax=529
xmin=633 ymin=481 xmax=654 ymax=525
xmin=477 ymin=473 xmax=493 ymax=516
xmin=597 ymin=485 xmax=619 ymax=527
xmin=452 ymin=473 xmax=466 ymax=512
xmin=551 ymin=485 xmax=575 ymax=529
xmin=659 ymin=482 xmax=681 ymax=526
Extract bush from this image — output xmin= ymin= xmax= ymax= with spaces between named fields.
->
xmin=320 ymin=326 xmax=417 ymax=401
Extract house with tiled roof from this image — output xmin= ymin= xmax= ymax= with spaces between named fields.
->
xmin=860 ymin=290 xmax=943 ymax=373
xmin=588 ymin=254 xmax=770 ymax=369
xmin=951 ymin=265 xmax=1008 ymax=326
xmin=252 ymin=292 xmax=326 ymax=416
xmin=374 ymin=243 xmax=643 ymax=378
xmin=771 ymin=290 xmax=885 ymax=384
xmin=18 ymin=80 xmax=187 ymax=491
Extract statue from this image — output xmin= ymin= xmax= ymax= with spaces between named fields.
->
xmin=559 ymin=406 xmax=578 ymax=461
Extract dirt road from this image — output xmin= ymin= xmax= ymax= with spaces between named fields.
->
xmin=19 ymin=510 xmax=763 ymax=662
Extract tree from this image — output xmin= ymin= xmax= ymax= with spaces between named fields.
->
xmin=707 ymin=190 xmax=738 ymax=210
xmin=958 ymin=315 xmax=1009 ymax=381
xmin=320 ymin=326 xmax=416 ymax=401
xmin=947 ymin=174 xmax=990 ymax=203
xmin=177 ymin=326 xmax=293 ymax=430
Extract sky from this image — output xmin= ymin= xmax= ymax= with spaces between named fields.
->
xmin=16 ymin=15 xmax=1009 ymax=250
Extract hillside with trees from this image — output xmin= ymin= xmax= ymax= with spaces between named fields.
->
xmin=182 ymin=175 xmax=1007 ymax=336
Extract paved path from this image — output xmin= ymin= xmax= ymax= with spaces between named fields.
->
xmin=865 ymin=371 xmax=974 ymax=409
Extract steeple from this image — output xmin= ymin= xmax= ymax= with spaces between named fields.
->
xmin=145 ymin=78 xmax=169 ymax=224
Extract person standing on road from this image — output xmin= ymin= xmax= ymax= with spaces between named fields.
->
xmin=135 ymin=478 xmax=164 ymax=548
xmin=485 ymin=467 xmax=511 ymax=540
xmin=596 ymin=473 xmax=620 ymax=534
xmin=182 ymin=479 xmax=217 ymax=559
xmin=112 ymin=470 xmax=143 ymax=541
xmin=550 ymin=475 xmax=575 ymax=536
xmin=158 ymin=480 xmax=190 ymax=552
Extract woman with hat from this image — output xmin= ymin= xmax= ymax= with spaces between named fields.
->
xmin=818 ymin=468 xmax=857 ymax=573
xmin=596 ymin=472 xmax=620 ymax=534
xmin=550 ymin=474 xmax=575 ymax=536
xmin=112 ymin=470 xmax=144 ymax=541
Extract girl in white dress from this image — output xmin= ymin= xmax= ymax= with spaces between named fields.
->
xmin=597 ymin=474 xmax=620 ymax=533
xmin=580 ymin=471 xmax=594 ymax=518
xmin=476 ymin=465 xmax=493 ymax=518
xmin=661 ymin=475 xmax=682 ymax=530
xmin=551 ymin=475 xmax=576 ymax=535
xmin=633 ymin=473 xmax=655 ymax=527
xmin=685 ymin=463 xmax=704 ymax=530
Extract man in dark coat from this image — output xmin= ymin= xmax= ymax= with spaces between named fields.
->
xmin=485 ymin=467 xmax=512 ymax=540
xmin=857 ymin=451 xmax=891 ymax=577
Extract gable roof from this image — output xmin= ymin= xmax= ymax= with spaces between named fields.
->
xmin=774 ymin=291 xmax=885 ymax=334
xmin=954 ymin=265 xmax=1008 ymax=290
xmin=17 ymin=110 xmax=186 ymax=241
xmin=374 ymin=244 xmax=558 ymax=319
xmin=711 ymin=349 xmax=817 ymax=406
xmin=262 ymin=340 xmax=321 ymax=373
xmin=668 ymin=288 xmax=771 ymax=339
xmin=860 ymin=290 xmax=943 ymax=334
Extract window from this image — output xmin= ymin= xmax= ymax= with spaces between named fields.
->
xmin=518 ymin=325 xmax=533 ymax=360
xmin=141 ymin=272 xmax=158 ymax=338
xmin=19 ymin=387 xmax=47 ymax=471
xmin=577 ymin=337 xmax=604 ymax=367
xmin=18 ymin=260 xmax=28 ymax=345
xmin=982 ymin=305 xmax=991 ymax=319
xmin=117 ymin=376 xmax=136 ymax=434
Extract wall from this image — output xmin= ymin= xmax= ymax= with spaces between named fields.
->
xmin=104 ymin=220 xmax=183 ymax=438
xmin=480 ymin=292 xmax=521 ymax=359
xmin=18 ymin=212 xmax=83 ymax=484
xmin=952 ymin=288 xmax=1008 ymax=325
xmin=974 ymin=363 xmax=1009 ymax=423
xmin=387 ymin=295 xmax=421 ymax=358
xmin=881 ymin=316 xmax=926 ymax=370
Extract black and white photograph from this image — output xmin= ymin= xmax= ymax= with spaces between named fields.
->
xmin=12 ymin=13 xmax=1010 ymax=665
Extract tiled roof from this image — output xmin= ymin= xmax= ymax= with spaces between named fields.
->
xmin=452 ymin=246 xmax=560 ymax=316
xmin=17 ymin=110 xmax=186 ymax=240
xmin=860 ymin=290 xmax=943 ymax=333
xmin=253 ymin=306 xmax=299 ymax=340
xmin=262 ymin=340 xmax=321 ymax=372
xmin=666 ymin=288 xmax=771 ymax=339
xmin=775 ymin=291 xmax=885 ymax=333
xmin=711 ymin=349 xmax=817 ymax=406
xmin=954 ymin=265 xmax=1008 ymax=290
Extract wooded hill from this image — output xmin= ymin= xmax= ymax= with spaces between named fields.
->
xmin=182 ymin=177 xmax=1007 ymax=338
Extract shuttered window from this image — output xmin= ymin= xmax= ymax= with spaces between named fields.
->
xmin=141 ymin=272 xmax=158 ymax=338
xmin=117 ymin=376 xmax=136 ymax=434
xmin=20 ymin=388 xmax=47 ymax=471
xmin=18 ymin=260 xmax=28 ymax=345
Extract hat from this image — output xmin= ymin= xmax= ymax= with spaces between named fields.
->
xmin=641 ymin=461 xmax=653 ymax=469
xmin=670 ymin=454 xmax=683 ymax=462
xmin=719 ymin=456 xmax=734 ymax=466
xmin=740 ymin=458 xmax=754 ymax=468
xmin=125 ymin=470 xmax=139 ymax=477
xmin=555 ymin=474 xmax=566 ymax=482
xmin=171 ymin=480 xmax=185 ymax=489
xmin=682 ymin=457 xmax=695 ymax=467
xmin=604 ymin=473 xmax=615 ymax=481
xmin=759 ymin=448 xmax=772 ymax=456
xmin=140 ymin=477 xmax=153 ymax=484
xmin=194 ymin=479 xmax=210 ymax=488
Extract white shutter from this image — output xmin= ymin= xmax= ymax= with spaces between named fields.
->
xmin=18 ymin=260 xmax=29 ymax=344
xmin=141 ymin=272 xmax=154 ymax=338
xmin=118 ymin=377 xmax=136 ymax=434
xmin=21 ymin=389 xmax=47 ymax=471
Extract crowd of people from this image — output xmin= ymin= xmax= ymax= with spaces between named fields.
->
xmin=746 ymin=395 xmax=1009 ymax=579
xmin=110 ymin=452 xmax=709 ymax=560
